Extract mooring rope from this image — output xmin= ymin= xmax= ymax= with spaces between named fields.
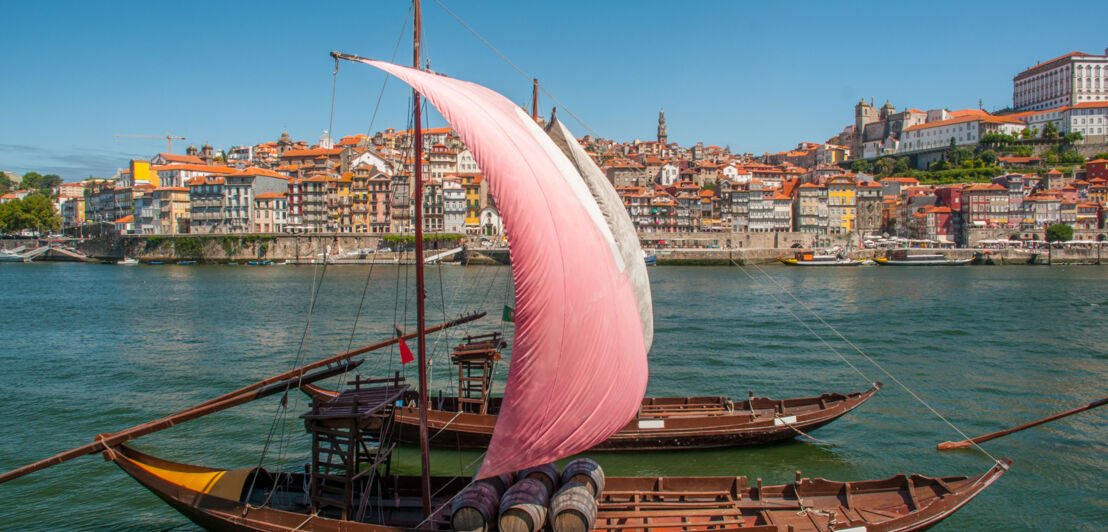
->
xmin=735 ymin=257 xmax=1003 ymax=464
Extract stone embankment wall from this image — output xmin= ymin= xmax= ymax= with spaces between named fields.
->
xmin=74 ymin=234 xmax=464 ymax=263
xmin=65 ymin=234 xmax=1107 ymax=265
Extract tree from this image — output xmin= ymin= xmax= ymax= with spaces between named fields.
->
xmin=980 ymin=132 xmax=1017 ymax=147
xmin=1063 ymin=132 xmax=1083 ymax=143
xmin=20 ymin=171 xmax=43 ymax=190
xmin=947 ymin=146 xmax=974 ymax=166
xmin=22 ymin=194 xmax=60 ymax=231
xmin=1094 ymin=152 xmax=1108 ymax=160
xmin=894 ymin=157 xmax=911 ymax=174
xmin=17 ymin=171 xmax=61 ymax=195
xmin=874 ymin=157 xmax=895 ymax=176
xmin=1020 ymin=128 xmax=1033 ymax=139
xmin=1059 ymin=151 xmax=1085 ymax=165
xmin=0 ymin=194 xmax=60 ymax=233
xmin=930 ymin=159 xmax=952 ymax=171
xmin=851 ymin=159 xmax=870 ymax=173
xmin=979 ymin=149 xmax=998 ymax=166
xmin=1042 ymin=122 xmax=1059 ymax=139
xmin=1045 ymin=223 xmax=1073 ymax=243
xmin=0 ymin=173 xmax=11 ymax=194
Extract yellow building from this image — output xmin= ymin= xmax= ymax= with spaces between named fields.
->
xmin=329 ymin=172 xmax=353 ymax=232
xmin=154 ymin=187 xmax=191 ymax=234
xmin=827 ymin=175 xmax=856 ymax=232
xmin=456 ymin=172 xmax=485 ymax=230
xmin=130 ymin=159 xmax=159 ymax=188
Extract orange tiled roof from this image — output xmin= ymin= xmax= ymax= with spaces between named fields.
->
xmin=158 ymin=153 xmax=204 ymax=164
xmin=1017 ymin=51 xmax=1093 ymax=75
xmin=153 ymin=164 xmax=235 ymax=174
xmin=255 ymin=192 xmax=286 ymax=199
xmin=903 ymin=113 xmax=1023 ymax=132
xmin=281 ymin=147 xmax=345 ymax=158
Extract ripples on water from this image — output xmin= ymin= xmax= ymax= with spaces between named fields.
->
xmin=1 ymin=263 xmax=1106 ymax=530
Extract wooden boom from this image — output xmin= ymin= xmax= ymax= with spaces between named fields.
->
xmin=938 ymin=396 xmax=1108 ymax=450
xmin=0 ymin=311 xmax=484 ymax=484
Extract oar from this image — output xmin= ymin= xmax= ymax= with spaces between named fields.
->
xmin=938 ymin=396 xmax=1108 ymax=450
xmin=0 ymin=311 xmax=484 ymax=484
xmin=190 ymin=311 xmax=484 ymax=409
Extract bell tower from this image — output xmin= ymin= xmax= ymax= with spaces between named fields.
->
xmin=657 ymin=109 xmax=668 ymax=145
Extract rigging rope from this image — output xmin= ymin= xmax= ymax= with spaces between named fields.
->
xmin=366 ymin=3 xmax=413 ymax=137
xmin=729 ymin=257 xmax=872 ymax=384
xmin=732 ymin=256 xmax=1003 ymax=464
xmin=249 ymin=242 xmax=334 ymax=505
xmin=429 ymin=0 xmax=600 ymax=138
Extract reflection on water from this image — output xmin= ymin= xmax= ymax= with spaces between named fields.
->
xmin=0 ymin=263 xmax=1106 ymax=530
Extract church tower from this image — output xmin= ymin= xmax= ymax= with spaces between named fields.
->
xmin=277 ymin=130 xmax=293 ymax=155
xmin=657 ymin=109 xmax=668 ymax=145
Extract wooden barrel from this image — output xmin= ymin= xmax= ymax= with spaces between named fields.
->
xmin=498 ymin=478 xmax=550 ymax=532
xmin=483 ymin=471 xmax=516 ymax=496
xmin=560 ymin=458 xmax=605 ymax=497
xmin=451 ymin=481 xmax=503 ymax=532
xmin=520 ymin=463 xmax=560 ymax=494
xmin=550 ymin=483 xmax=598 ymax=532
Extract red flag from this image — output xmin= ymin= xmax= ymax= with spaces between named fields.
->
xmin=396 ymin=327 xmax=414 ymax=365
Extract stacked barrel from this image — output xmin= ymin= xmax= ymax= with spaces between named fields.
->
xmin=451 ymin=458 xmax=605 ymax=532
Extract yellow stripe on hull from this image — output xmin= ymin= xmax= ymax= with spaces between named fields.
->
xmin=130 ymin=454 xmax=253 ymax=500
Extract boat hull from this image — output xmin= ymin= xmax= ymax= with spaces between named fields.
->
xmin=873 ymin=258 xmax=972 ymax=266
xmin=106 ymin=444 xmax=1010 ymax=532
xmin=376 ymin=384 xmax=882 ymax=451
xmin=778 ymin=258 xmax=863 ymax=266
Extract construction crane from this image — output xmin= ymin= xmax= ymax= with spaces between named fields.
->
xmin=113 ymin=133 xmax=187 ymax=154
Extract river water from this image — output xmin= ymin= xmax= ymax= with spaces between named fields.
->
xmin=0 ymin=262 xmax=1105 ymax=530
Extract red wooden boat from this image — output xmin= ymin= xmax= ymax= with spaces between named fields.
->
xmin=104 ymin=394 xmax=1010 ymax=532
xmin=303 ymin=334 xmax=881 ymax=452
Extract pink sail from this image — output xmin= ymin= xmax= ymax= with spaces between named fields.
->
xmin=353 ymin=59 xmax=648 ymax=478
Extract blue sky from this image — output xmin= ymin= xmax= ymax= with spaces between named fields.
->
xmin=2 ymin=0 xmax=1106 ymax=180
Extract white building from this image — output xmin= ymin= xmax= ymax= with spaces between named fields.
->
xmin=442 ymin=177 xmax=466 ymax=234
xmin=657 ymin=163 xmax=680 ymax=186
xmin=456 ymin=150 xmax=480 ymax=174
xmin=1013 ymin=48 xmax=1108 ymax=111
xmin=899 ymin=112 xmax=1025 ymax=153
xmin=478 ymin=206 xmax=503 ymax=236
xmin=1010 ymin=101 xmax=1108 ymax=141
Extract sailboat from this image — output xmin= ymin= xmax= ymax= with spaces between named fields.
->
xmin=0 ymin=3 xmax=1008 ymax=530
xmin=303 ymin=340 xmax=882 ymax=452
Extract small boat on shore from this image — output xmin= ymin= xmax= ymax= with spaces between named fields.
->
xmin=874 ymin=249 xmax=973 ymax=266
xmin=117 ymin=257 xmax=138 ymax=265
xmin=177 ymin=260 xmax=197 ymax=265
xmin=0 ymin=250 xmax=29 ymax=263
xmin=778 ymin=250 xmax=863 ymax=266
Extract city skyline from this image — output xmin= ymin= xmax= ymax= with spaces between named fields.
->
xmin=2 ymin=0 xmax=1107 ymax=179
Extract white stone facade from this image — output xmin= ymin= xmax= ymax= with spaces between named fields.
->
xmin=1013 ymin=49 xmax=1108 ymax=111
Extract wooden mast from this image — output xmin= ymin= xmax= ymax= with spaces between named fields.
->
xmin=531 ymin=78 xmax=539 ymax=121
xmin=412 ymin=0 xmax=432 ymax=519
